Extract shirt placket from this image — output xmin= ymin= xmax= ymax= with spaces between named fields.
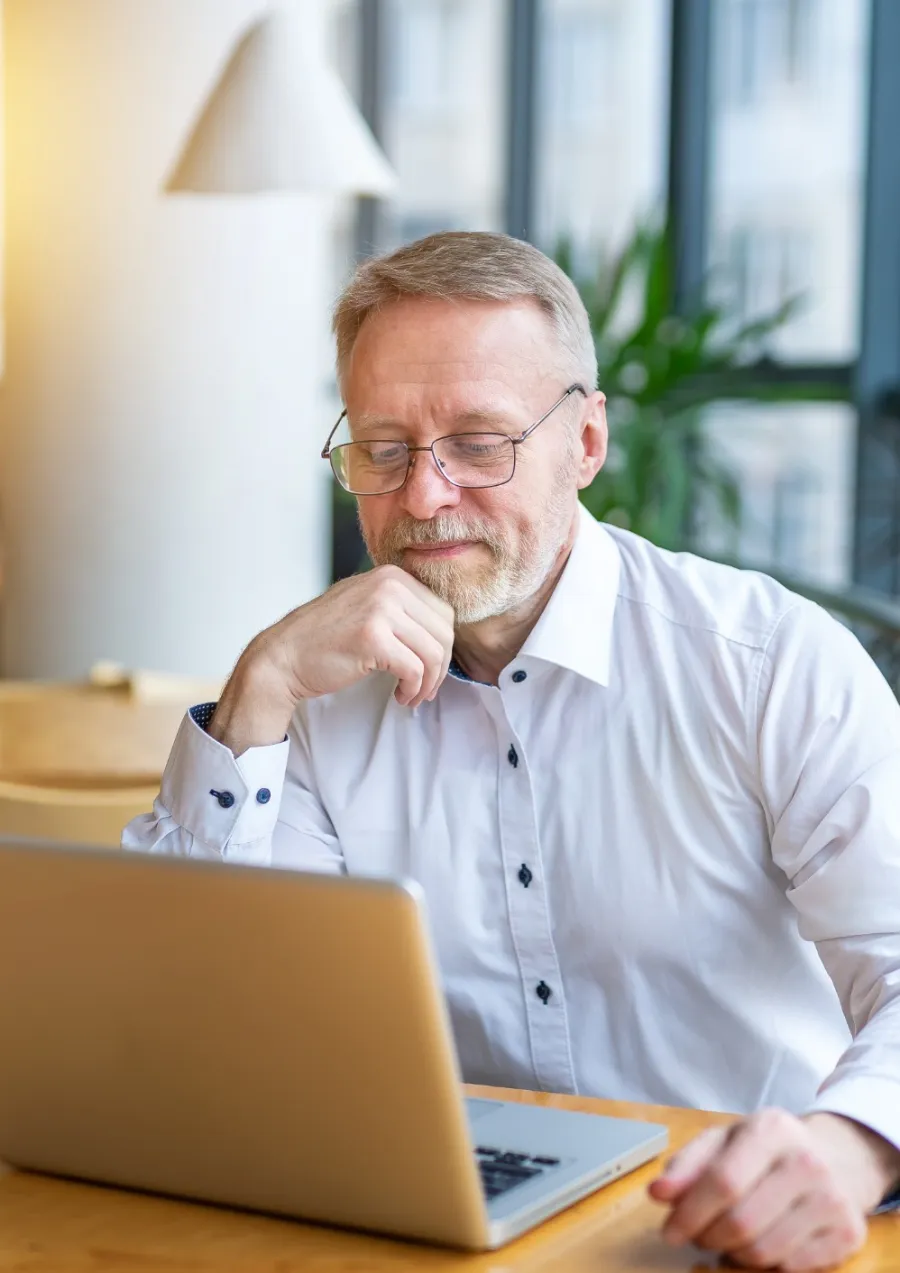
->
xmin=489 ymin=692 xmax=577 ymax=1095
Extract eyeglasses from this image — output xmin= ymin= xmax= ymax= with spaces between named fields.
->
xmin=322 ymin=384 xmax=587 ymax=496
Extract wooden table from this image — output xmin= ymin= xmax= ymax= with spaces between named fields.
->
xmin=0 ymin=1086 xmax=896 ymax=1271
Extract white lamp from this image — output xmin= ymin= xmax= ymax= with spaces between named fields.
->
xmin=165 ymin=7 xmax=396 ymax=196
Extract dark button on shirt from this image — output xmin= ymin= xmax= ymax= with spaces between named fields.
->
xmin=210 ymin=789 xmax=235 ymax=809
xmin=536 ymin=981 xmax=552 ymax=1004
xmin=511 ymin=670 xmax=527 ymax=683
xmin=256 ymin=788 xmax=271 ymax=805
xmin=507 ymin=745 xmax=519 ymax=768
xmin=518 ymin=864 xmax=533 ymax=888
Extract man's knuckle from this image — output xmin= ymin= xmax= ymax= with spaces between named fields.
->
xmin=374 ymin=572 xmax=404 ymax=599
xmin=710 ymin=1168 xmax=742 ymax=1205
xmin=793 ymin=1148 xmax=825 ymax=1177
xmin=359 ymin=615 xmax=385 ymax=646
xmin=755 ymin=1107 xmax=794 ymax=1138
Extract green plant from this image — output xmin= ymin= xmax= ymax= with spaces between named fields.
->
xmin=557 ymin=224 xmax=849 ymax=550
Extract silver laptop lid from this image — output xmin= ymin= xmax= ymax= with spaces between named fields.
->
xmin=0 ymin=841 xmax=489 ymax=1247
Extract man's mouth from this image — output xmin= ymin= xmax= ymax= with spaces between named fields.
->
xmin=403 ymin=540 xmax=476 ymax=560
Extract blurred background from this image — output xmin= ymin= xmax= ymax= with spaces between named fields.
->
xmin=0 ymin=0 xmax=897 ymax=711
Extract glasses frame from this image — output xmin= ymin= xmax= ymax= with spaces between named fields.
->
xmin=321 ymin=383 xmax=587 ymax=496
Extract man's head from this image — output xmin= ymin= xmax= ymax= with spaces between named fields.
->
xmin=331 ymin=231 xmax=607 ymax=624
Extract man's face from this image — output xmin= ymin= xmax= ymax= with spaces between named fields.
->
xmin=342 ymin=296 xmax=606 ymax=623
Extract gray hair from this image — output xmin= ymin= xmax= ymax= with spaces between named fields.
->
xmin=332 ymin=230 xmax=597 ymax=395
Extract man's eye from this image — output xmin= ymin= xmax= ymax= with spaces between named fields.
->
xmin=448 ymin=438 xmax=508 ymax=459
xmin=362 ymin=445 xmax=406 ymax=466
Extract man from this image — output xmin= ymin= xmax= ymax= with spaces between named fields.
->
xmin=125 ymin=231 xmax=900 ymax=1270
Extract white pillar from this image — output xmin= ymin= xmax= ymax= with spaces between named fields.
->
xmin=0 ymin=0 xmax=333 ymax=678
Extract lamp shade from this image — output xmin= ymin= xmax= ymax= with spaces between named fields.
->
xmin=166 ymin=8 xmax=396 ymax=196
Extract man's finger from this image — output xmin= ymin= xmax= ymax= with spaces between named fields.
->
xmin=660 ymin=1116 xmax=795 ymax=1245
xmin=390 ymin=614 xmax=447 ymax=707
xmin=648 ymin=1126 xmax=730 ymax=1202
xmin=781 ymin=1219 xmax=866 ymax=1273
xmin=369 ymin=630 xmax=426 ymax=705
xmin=399 ymin=593 xmax=455 ymax=695
xmin=731 ymin=1192 xmax=863 ymax=1272
xmin=389 ymin=566 xmax=456 ymax=625
xmin=695 ymin=1147 xmax=829 ymax=1254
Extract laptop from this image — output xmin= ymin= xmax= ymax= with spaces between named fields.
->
xmin=0 ymin=839 xmax=667 ymax=1250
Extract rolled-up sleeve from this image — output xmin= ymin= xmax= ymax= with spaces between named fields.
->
xmin=758 ymin=601 xmax=900 ymax=1158
xmin=122 ymin=703 xmax=344 ymax=875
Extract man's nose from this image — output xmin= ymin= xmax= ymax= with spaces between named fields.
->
xmin=397 ymin=448 xmax=462 ymax=520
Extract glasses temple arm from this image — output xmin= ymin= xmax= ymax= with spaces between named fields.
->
xmin=516 ymin=383 xmax=588 ymax=443
xmin=321 ymin=409 xmax=348 ymax=459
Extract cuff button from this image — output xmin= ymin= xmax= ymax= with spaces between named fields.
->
xmin=256 ymin=788 xmax=272 ymax=805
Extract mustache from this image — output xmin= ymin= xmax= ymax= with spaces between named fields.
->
xmin=373 ymin=514 xmax=507 ymax=558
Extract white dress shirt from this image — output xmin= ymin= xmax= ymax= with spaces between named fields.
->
xmin=124 ymin=506 xmax=900 ymax=1159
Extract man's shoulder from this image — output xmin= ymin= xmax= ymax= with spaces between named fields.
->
xmin=601 ymin=523 xmax=816 ymax=655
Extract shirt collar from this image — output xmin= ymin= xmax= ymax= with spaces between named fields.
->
xmin=518 ymin=504 xmax=620 ymax=687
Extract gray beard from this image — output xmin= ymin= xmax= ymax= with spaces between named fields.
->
xmin=363 ymin=479 xmax=576 ymax=624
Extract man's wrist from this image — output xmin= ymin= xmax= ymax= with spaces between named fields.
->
xmin=803 ymin=1112 xmax=900 ymax=1211
xmin=208 ymin=655 xmax=295 ymax=756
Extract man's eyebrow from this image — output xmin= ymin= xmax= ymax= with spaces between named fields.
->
xmin=353 ymin=407 xmax=520 ymax=434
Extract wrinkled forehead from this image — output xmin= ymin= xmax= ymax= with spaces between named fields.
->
xmin=342 ymin=295 xmax=564 ymax=412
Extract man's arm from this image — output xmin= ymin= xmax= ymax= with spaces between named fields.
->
xmin=760 ymin=604 xmax=900 ymax=1161
xmin=650 ymin=599 xmax=900 ymax=1269
xmin=123 ymin=565 xmax=455 ymax=867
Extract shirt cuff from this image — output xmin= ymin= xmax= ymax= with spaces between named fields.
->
xmin=160 ymin=707 xmax=290 ymax=855
xmin=807 ymin=1077 xmax=900 ymax=1213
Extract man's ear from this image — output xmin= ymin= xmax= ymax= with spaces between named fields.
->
xmin=577 ymin=390 xmax=608 ymax=490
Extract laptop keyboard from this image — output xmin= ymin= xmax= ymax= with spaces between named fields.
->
xmin=475 ymin=1146 xmax=560 ymax=1201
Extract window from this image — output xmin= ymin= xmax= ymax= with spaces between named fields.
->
xmin=535 ymin=0 xmax=670 ymax=265
xmin=379 ymin=0 xmax=506 ymax=248
xmin=388 ymin=0 xmax=464 ymax=114
xmin=697 ymin=0 xmax=870 ymax=588
xmin=722 ymin=0 xmax=819 ymax=108
xmin=702 ymin=402 xmax=856 ymax=586
xmin=711 ymin=0 xmax=868 ymax=362
xmin=543 ymin=10 xmax=614 ymax=131
xmin=723 ymin=226 xmax=812 ymax=332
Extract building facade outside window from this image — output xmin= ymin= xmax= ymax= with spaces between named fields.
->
xmin=702 ymin=0 xmax=870 ymax=586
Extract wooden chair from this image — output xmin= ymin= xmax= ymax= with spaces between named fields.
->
xmin=0 ymin=780 xmax=158 ymax=848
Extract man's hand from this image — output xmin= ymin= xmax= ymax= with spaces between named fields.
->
xmin=648 ymin=1109 xmax=900 ymax=1270
xmin=208 ymin=566 xmax=455 ymax=755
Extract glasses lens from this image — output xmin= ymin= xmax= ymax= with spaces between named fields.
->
xmin=331 ymin=441 xmax=409 ymax=494
xmin=433 ymin=434 xmax=515 ymax=488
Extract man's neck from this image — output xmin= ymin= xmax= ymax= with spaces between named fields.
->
xmin=453 ymin=530 xmax=576 ymax=686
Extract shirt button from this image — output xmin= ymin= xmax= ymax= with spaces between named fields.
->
xmin=507 ymin=745 xmax=519 ymax=768
xmin=518 ymin=864 xmax=533 ymax=888
xmin=536 ymin=981 xmax=552 ymax=1004
xmin=210 ymin=789 xmax=235 ymax=809
xmin=511 ymin=670 xmax=527 ymax=683
xmin=256 ymin=788 xmax=271 ymax=805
